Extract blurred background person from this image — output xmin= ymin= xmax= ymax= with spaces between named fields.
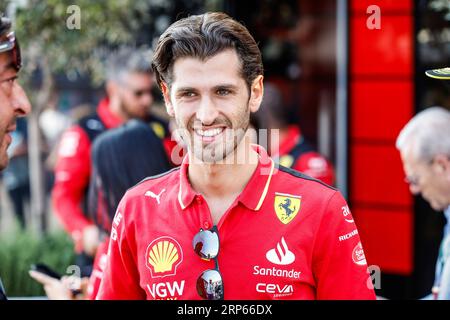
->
xmin=30 ymin=119 xmax=172 ymax=299
xmin=251 ymin=82 xmax=335 ymax=185
xmin=396 ymin=106 xmax=450 ymax=299
xmin=51 ymin=48 xmax=172 ymax=278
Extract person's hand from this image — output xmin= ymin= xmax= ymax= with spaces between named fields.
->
xmin=29 ymin=271 xmax=89 ymax=300
xmin=29 ymin=270 xmax=72 ymax=300
xmin=82 ymin=224 xmax=100 ymax=257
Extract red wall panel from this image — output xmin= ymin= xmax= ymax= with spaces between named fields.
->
xmin=349 ymin=0 xmax=414 ymax=275
xmin=351 ymin=0 xmax=413 ymax=14
xmin=350 ymin=81 xmax=414 ymax=141
xmin=353 ymin=208 xmax=413 ymax=275
xmin=350 ymin=144 xmax=412 ymax=207
xmin=350 ymin=16 xmax=413 ymax=77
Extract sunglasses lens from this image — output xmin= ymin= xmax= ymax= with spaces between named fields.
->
xmin=196 ymin=269 xmax=224 ymax=300
xmin=192 ymin=228 xmax=219 ymax=260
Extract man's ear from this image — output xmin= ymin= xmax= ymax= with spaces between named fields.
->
xmin=249 ymin=75 xmax=264 ymax=113
xmin=106 ymin=81 xmax=118 ymax=99
xmin=433 ymin=154 xmax=450 ymax=173
xmin=161 ymin=81 xmax=175 ymax=117
xmin=106 ymin=81 xmax=122 ymax=108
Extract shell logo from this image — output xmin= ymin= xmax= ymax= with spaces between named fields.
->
xmin=146 ymin=236 xmax=183 ymax=278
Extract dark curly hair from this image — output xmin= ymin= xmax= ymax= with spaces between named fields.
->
xmin=152 ymin=12 xmax=263 ymax=92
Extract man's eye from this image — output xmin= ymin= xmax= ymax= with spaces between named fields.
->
xmin=182 ymin=91 xmax=196 ymax=97
xmin=1 ymin=77 xmax=17 ymax=85
xmin=217 ymin=89 xmax=230 ymax=96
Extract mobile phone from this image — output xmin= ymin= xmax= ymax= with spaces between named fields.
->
xmin=0 ymin=277 xmax=7 ymax=301
xmin=30 ymin=263 xmax=62 ymax=280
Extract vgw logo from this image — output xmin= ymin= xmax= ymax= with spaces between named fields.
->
xmin=147 ymin=281 xmax=185 ymax=299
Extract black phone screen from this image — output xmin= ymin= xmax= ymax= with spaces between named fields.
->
xmin=30 ymin=264 xmax=62 ymax=280
xmin=0 ymin=277 xmax=7 ymax=301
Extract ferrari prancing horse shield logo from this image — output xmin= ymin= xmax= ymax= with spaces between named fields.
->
xmin=274 ymin=192 xmax=301 ymax=224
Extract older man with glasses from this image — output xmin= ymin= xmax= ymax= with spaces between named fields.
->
xmin=396 ymin=86 xmax=450 ymax=299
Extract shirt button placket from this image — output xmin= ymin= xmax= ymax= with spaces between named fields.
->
xmin=196 ymin=196 xmax=211 ymax=230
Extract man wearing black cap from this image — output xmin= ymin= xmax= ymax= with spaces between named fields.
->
xmin=0 ymin=13 xmax=31 ymax=301
xmin=0 ymin=14 xmax=31 ymax=172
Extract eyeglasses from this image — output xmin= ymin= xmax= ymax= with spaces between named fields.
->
xmin=192 ymin=225 xmax=224 ymax=300
xmin=0 ymin=31 xmax=22 ymax=71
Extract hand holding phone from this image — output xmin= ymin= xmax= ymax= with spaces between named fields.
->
xmin=29 ymin=264 xmax=83 ymax=299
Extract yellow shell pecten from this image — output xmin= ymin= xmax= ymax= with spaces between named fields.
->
xmin=148 ymin=240 xmax=180 ymax=273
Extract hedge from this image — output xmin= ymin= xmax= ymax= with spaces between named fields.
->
xmin=0 ymin=227 xmax=75 ymax=297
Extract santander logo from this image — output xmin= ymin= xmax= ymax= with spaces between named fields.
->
xmin=266 ymin=237 xmax=295 ymax=265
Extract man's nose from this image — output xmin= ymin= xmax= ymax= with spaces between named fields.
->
xmin=196 ymin=96 xmax=218 ymax=126
xmin=12 ymin=83 xmax=31 ymax=116
xmin=140 ymin=92 xmax=153 ymax=106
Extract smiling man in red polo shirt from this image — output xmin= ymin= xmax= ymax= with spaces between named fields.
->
xmin=97 ymin=12 xmax=375 ymax=300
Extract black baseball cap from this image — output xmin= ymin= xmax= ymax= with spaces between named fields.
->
xmin=425 ymin=67 xmax=450 ymax=80
xmin=0 ymin=14 xmax=21 ymax=71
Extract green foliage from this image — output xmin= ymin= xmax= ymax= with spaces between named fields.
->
xmin=0 ymin=228 xmax=75 ymax=297
xmin=11 ymin=0 xmax=151 ymax=85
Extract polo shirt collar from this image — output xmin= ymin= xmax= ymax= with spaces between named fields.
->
xmin=178 ymin=154 xmax=198 ymax=210
xmin=237 ymin=144 xmax=275 ymax=211
xmin=177 ymin=144 xmax=275 ymax=212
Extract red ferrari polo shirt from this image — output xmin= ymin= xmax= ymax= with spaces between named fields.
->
xmin=97 ymin=145 xmax=375 ymax=300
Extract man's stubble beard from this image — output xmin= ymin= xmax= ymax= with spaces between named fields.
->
xmin=177 ymin=105 xmax=250 ymax=164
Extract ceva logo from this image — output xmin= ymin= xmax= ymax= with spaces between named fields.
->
xmin=256 ymin=283 xmax=294 ymax=295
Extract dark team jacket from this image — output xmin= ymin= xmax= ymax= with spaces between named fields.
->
xmin=51 ymin=98 xmax=174 ymax=252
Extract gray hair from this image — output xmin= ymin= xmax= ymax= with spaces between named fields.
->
xmin=396 ymin=106 xmax=450 ymax=161
xmin=106 ymin=47 xmax=153 ymax=83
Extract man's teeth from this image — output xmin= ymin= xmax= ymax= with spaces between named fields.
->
xmin=196 ymin=128 xmax=224 ymax=137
